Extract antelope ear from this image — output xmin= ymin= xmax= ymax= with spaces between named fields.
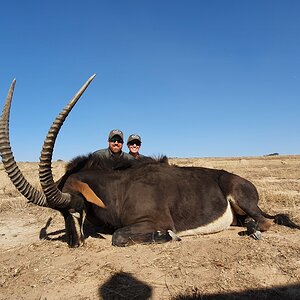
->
xmin=71 ymin=180 xmax=106 ymax=208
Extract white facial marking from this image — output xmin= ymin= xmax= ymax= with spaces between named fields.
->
xmin=71 ymin=212 xmax=81 ymax=219
xmin=71 ymin=210 xmax=86 ymax=241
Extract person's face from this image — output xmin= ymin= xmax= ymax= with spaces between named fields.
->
xmin=108 ymin=136 xmax=123 ymax=154
xmin=127 ymin=140 xmax=141 ymax=154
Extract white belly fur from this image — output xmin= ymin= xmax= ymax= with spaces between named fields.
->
xmin=178 ymin=200 xmax=234 ymax=236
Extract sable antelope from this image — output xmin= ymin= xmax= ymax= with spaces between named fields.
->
xmin=1 ymin=76 xmax=299 ymax=247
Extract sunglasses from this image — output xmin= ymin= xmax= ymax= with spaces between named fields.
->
xmin=128 ymin=140 xmax=141 ymax=146
xmin=109 ymin=138 xmax=123 ymax=144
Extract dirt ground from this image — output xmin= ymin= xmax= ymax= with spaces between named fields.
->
xmin=0 ymin=155 xmax=300 ymax=299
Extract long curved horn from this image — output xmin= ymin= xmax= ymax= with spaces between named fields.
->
xmin=0 ymin=80 xmax=48 ymax=206
xmin=39 ymin=74 xmax=96 ymax=208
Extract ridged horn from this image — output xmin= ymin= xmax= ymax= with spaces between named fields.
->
xmin=0 ymin=80 xmax=48 ymax=206
xmin=39 ymin=74 xmax=96 ymax=208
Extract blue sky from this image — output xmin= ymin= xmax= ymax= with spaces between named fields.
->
xmin=0 ymin=1 xmax=299 ymax=161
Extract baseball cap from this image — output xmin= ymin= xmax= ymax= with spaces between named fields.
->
xmin=108 ymin=129 xmax=124 ymax=142
xmin=127 ymin=134 xmax=142 ymax=144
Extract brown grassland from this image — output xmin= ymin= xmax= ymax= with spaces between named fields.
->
xmin=0 ymin=155 xmax=300 ymax=299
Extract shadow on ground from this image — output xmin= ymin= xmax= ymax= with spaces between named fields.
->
xmin=99 ymin=272 xmax=152 ymax=299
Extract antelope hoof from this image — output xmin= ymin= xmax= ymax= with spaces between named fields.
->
xmin=250 ymin=230 xmax=262 ymax=240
